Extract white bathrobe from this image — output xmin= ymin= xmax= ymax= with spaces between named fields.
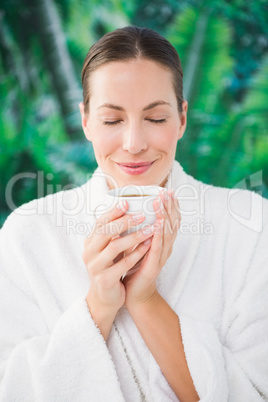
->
xmin=0 ymin=161 xmax=267 ymax=402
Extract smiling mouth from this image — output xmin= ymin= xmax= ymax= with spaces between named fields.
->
xmin=117 ymin=161 xmax=154 ymax=167
xmin=123 ymin=165 xmax=148 ymax=168
xmin=116 ymin=161 xmax=155 ymax=175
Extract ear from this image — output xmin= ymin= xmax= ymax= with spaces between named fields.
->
xmin=177 ymin=100 xmax=188 ymax=140
xmin=79 ymin=102 xmax=91 ymax=141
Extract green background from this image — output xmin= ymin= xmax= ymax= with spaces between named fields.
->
xmin=1 ymin=0 xmax=268 ymax=228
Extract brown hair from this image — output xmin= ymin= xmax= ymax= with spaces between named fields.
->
xmin=81 ymin=26 xmax=184 ymax=114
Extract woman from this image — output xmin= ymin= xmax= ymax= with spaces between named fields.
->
xmin=0 ymin=26 xmax=267 ymax=402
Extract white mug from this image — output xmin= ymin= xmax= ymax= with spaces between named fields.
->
xmin=107 ymin=185 xmax=163 ymax=235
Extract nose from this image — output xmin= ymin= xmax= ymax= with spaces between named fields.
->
xmin=122 ymin=122 xmax=148 ymax=154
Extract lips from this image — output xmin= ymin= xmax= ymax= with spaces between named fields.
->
xmin=116 ymin=161 xmax=155 ymax=175
xmin=118 ymin=162 xmax=153 ymax=167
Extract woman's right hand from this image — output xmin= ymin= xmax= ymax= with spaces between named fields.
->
xmin=83 ymin=199 xmax=154 ymax=339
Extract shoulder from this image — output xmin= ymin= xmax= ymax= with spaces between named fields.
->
xmin=172 ymin=161 xmax=268 ymax=236
xmin=1 ymin=184 xmax=89 ymax=238
xmin=183 ymin=170 xmax=268 ymax=233
xmin=204 ymin=183 xmax=268 ymax=233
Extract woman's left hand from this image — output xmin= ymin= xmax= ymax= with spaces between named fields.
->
xmin=124 ymin=189 xmax=181 ymax=308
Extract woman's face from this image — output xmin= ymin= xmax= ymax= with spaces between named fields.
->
xmin=80 ymin=58 xmax=187 ymax=189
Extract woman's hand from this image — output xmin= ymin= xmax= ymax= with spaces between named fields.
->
xmin=124 ymin=189 xmax=181 ymax=308
xmin=83 ymin=199 xmax=154 ymax=339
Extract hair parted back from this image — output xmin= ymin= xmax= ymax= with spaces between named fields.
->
xmin=81 ymin=26 xmax=184 ymax=114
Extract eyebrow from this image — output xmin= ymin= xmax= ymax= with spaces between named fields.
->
xmin=97 ymin=100 xmax=171 ymax=112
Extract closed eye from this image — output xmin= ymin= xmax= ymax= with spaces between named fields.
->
xmin=103 ymin=118 xmax=167 ymax=125
xmin=146 ymin=118 xmax=167 ymax=124
xmin=103 ymin=120 xmax=122 ymax=125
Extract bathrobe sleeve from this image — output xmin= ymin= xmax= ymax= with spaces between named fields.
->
xmin=179 ymin=220 xmax=268 ymax=402
xmin=0 ymin=210 xmax=124 ymax=402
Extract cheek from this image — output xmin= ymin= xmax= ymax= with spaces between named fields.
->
xmin=153 ymin=127 xmax=178 ymax=151
xmin=92 ymin=133 xmax=119 ymax=157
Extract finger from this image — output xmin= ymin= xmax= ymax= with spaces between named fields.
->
xmin=98 ymin=225 xmax=154 ymax=269
xmin=158 ymin=191 xmax=172 ymax=256
xmin=161 ymin=189 xmax=181 ymax=233
xmin=167 ymin=190 xmax=181 ymax=233
xmin=108 ymin=238 xmax=153 ymax=282
xmin=172 ymin=193 xmax=181 ymax=232
xmin=152 ymin=191 xmax=172 ymax=266
xmin=123 ymin=244 xmax=136 ymax=257
xmin=159 ymin=190 xmax=180 ymax=266
xmin=85 ymin=199 xmax=129 ymax=244
xmin=85 ymin=200 xmax=146 ymax=250
xmin=97 ymin=198 xmax=129 ymax=224
xmin=139 ymin=218 xmax=164 ymax=280
xmin=146 ymin=192 xmax=169 ymax=266
xmin=161 ymin=189 xmax=172 ymax=226
xmin=153 ymin=195 xmax=165 ymax=221
xmin=91 ymin=212 xmax=147 ymax=252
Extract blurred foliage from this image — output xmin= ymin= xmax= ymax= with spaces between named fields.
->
xmin=0 ymin=0 xmax=268 ymax=227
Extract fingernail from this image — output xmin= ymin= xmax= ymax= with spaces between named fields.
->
xmin=164 ymin=191 xmax=169 ymax=201
xmin=157 ymin=197 xmax=164 ymax=209
xmin=144 ymin=238 xmax=152 ymax=246
xmin=117 ymin=199 xmax=127 ymax=210
xmin=142 ymin=225 xmax=154 ymax=235
xmin=132 ymin=213 xmax=145 ymax=221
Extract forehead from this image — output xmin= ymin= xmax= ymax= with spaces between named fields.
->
xmin=91 ymin=58 xmax=173 ymax=83
xmin=89 ymin=59 xmax=175 ymax=107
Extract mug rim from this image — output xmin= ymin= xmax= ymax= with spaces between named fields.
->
xmin=107 ymin=185 xmax=162 ymax=198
